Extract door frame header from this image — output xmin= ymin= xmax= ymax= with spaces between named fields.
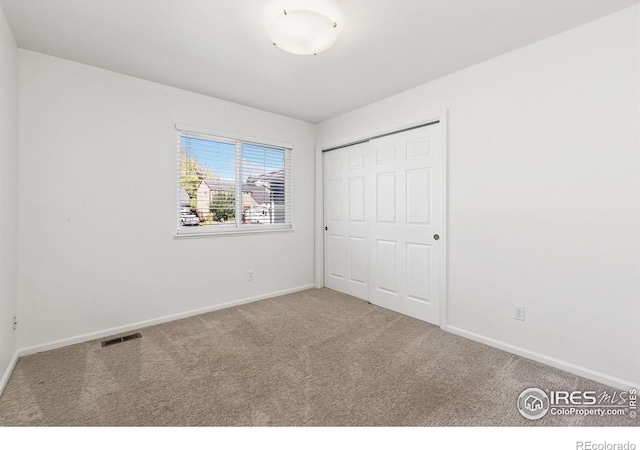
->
xmin=321 ymin=120 xmax=440 ymax=153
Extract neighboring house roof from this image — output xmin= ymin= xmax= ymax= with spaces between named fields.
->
xmin=197 ymin=178 xmax=277 ymax=205
xmin=242 ymin=185 xmax=270 ymax=204
xmin=241 ymin=192 xmax=259 ymax=208
xmin=245 ymin=169 xmax=284 ymax=187
xmin=180 ymin=189 xmax=191 ymax=207
xmin=200 ymin=179 xmax=236 ymax=191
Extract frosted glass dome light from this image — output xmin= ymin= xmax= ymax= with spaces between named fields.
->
xmin=269 ymin=10 xmax=338 ymax=56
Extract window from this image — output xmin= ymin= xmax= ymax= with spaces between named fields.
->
xmin=177 ymin=126 xmax=292 ymax=235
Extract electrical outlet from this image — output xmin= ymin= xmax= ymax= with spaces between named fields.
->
xmin=12 ymin=316 xmax=17 ymax=332
xmin=248 ymin=270 xmax=253 ymax=281
xmin=514 ymin=305 xmax=525 ymax=321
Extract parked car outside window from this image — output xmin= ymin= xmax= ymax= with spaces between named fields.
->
xmin=180 ymin=208 xmax=200 ymax=226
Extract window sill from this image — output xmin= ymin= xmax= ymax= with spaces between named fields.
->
xmin=174 ymin=226 xmax=294 ymax=239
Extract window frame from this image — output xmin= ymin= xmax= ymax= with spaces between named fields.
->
xmin=175 ymin=124 xmax=293 ymax=238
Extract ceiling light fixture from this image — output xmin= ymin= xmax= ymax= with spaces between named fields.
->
xmin=269 ymin=9 xmax=338 ymax=56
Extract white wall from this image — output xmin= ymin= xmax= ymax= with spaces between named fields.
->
xmin=0 ymin=5 xmax=19 ymax=390
xmin=17 ymin=50 xmax=316 ymax=350
xmin=318 ymin=6 xmax=640 ymax=388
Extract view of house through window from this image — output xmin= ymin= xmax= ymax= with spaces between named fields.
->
xmin=177 ymin=128 xmax=292 ymax=234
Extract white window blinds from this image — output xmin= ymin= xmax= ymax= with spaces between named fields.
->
xmin=177 ymin=127 xmax=292 ymax=235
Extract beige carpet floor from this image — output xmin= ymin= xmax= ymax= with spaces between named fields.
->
xmin=0 ymin=288 xmax=636 ymax=426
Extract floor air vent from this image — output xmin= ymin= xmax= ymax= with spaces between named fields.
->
xmin=101 ymin=332 xmax=142 ymax=347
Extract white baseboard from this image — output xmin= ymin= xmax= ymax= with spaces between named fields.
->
xmin=13 ymin=288 xmax=635 ymax=396
xmin=17 ymin=284 xmax=316 ymax=358
xmin=0 ymin=351 xmax=19 ymax=398
xmin=445 ymin=325 xmax=639 ymax=391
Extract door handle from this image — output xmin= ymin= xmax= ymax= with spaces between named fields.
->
xmin=433 ymin=234 xmax=440 ymax=240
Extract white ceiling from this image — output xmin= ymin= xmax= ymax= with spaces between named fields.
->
xmin=1 ymin=0 xmax=637 ymax=123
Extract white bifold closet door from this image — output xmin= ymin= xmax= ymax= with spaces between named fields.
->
xmin=323 ymin=123 xmax=443 ymax=325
